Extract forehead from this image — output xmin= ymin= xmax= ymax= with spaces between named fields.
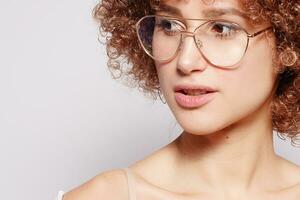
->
xmin=158 ymin=0 xmax=246 ymax=18
xmin=160 ymin=0 xmax=242 ymax=7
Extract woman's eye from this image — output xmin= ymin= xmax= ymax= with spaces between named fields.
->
xmin=209 ymin=21 xmax=240 ymax=39
xmin=156 ymin=18 xmax=182 ymax=35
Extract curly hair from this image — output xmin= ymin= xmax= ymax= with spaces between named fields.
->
xmin=92 ymin=0 xmax=300 ymax=146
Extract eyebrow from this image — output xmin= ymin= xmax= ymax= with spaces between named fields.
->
xmin=157 ymin=3 xmax=248 ymax=19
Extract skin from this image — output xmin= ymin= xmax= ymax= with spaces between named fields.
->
xmin=63 ymin=0 xmax=300 ymax=200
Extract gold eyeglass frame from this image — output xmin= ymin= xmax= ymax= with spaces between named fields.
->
xmin=136 ymin=15 xmax=273 ymax=68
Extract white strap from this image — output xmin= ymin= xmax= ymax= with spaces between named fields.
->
xmin=123 ymin=168 xmax=137 ymax=200
xmin=55 ymin=191 xmax=65 ymax=200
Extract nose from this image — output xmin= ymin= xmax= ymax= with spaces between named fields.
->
xmin=176 ymin=35 xmax=208 ymax=75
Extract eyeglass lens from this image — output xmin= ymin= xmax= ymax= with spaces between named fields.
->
xmin=137 ymin=15 xmax=249 ymax=67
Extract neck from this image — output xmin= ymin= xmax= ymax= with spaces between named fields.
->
xmin=173 ymin=104 xmax=280 ymax=194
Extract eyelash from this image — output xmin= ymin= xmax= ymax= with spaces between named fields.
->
xmin=156 ymin=19 xmax=183 ymax=35
xmin=209 ymin=22 xmax=239 ymax=39
xmin=155 ymin=17 xmax=242 ymax=39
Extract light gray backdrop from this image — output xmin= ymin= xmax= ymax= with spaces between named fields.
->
xmin=0 ymin=1 xmax=299 ymax=200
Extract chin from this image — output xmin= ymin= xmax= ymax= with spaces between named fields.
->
xmin=176 ymin=116 xmax=232 ymax=136
xmin=182 ymin=126 xmax=227 ymax=136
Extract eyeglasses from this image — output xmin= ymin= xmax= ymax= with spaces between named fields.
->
xmin=136 ymin=15 xmax=272 ymax=68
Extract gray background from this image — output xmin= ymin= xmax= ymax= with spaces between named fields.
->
xmin=0 ymin=1 xmax=299 ymax=200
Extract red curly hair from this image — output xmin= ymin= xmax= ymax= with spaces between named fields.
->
xmin=93 ymin=0 xmax=300 ymax=146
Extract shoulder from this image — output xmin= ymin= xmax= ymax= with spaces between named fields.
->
xmin=62 ymin=169 xmax=128 ymax=200
xmin=275 ymin=158 xmax=300 ymax=199
xmin=289 ymin=166 xmax=300 ymax=197
xmin=61 ymin=143 xmax=176 ymax=200
xmin=281 ymin=158 xmax=300 ymax=185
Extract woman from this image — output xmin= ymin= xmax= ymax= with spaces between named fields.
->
xmin=58 ymin=0 xmax=300 ymax=199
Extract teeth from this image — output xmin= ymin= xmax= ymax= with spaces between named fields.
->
xmin=183 ymin=89 xmax=208 ymax=96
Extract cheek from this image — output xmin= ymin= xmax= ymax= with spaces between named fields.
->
xmin=154 ymin=37 xmax=277 ymax=134
xmin=155 ymin=64 xmax=165 ymax=86
xmin=155 ymin=61 xmax=174 ymax=89
xmin=220 ymin=39 xmax=276 ymax=112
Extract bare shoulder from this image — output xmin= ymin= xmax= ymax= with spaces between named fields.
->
xmin=61 ymin=143 xmax=174 ymax=200
xmin=278 ymin=158 xmax=300 ymax=199
xmin=283 ymin=159 xmax=300 ymax=184
xmin=290 ymin=166 xmax=300 ymax=196
xmin=62 ymin=169 xmax=128 ymax=200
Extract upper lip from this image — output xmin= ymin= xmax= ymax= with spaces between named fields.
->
xmin=174 ymin=84 xmax=218 ymax=93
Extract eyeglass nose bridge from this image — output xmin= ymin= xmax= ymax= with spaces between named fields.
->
xmin=181 ymin=31 xmax=195 ymax=37
xmin=179 ymin=30 xmax=203 ymax=50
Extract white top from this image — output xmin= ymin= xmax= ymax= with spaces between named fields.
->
xmin=55 ymin=168 xmax=135 ymax=200
xmin=54 ymin=190 xmax=65 ymax=200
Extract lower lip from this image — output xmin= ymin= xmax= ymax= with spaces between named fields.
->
xmin=174 ymin=92 xmax=216 ymax=108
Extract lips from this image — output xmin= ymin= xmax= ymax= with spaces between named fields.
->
xmin=174 ymin=85 xmax=218 ymax=95
xmin=174 ymin=84 xmax=218 ymax=108
xmin=181 ymin=89 xmax=212 ymax=96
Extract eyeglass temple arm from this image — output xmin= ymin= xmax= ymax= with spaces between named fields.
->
xmin=247 ymin=27 xmax=273 ymax=38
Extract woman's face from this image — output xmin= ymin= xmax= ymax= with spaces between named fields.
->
xmin=155 ymin=0 xmax=277 ymax=134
